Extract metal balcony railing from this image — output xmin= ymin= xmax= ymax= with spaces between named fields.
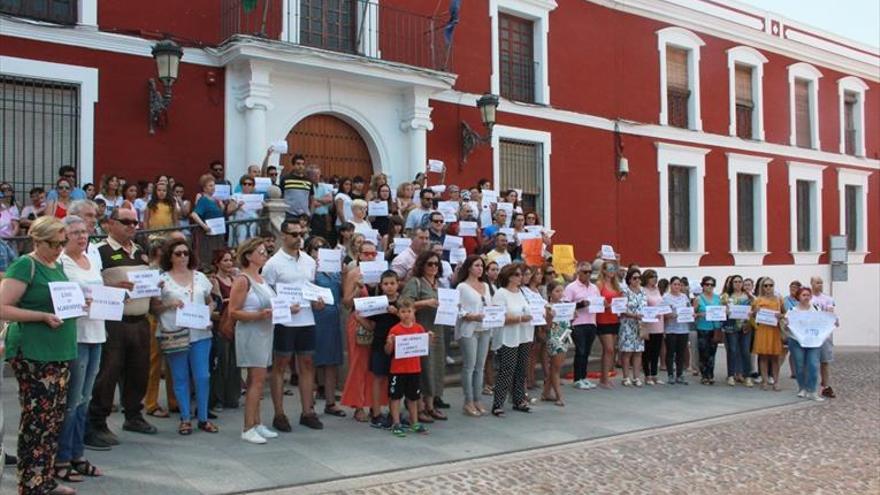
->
xmin=220 ymin=0 xmax=451 ymax=72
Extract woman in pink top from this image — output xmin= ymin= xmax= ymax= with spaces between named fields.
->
xmin=640 ymin=270 xmax=665 ymax=385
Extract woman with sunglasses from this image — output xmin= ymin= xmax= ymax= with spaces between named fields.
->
xmin=640 ymin=270 xmax=665 ymax=385
xmin=721 ymin=275 xmax=754 ymax=387
xmin=490 ymin=263 xmax=533 ymax=416
xmin=401 ymin=250 xmax=448 ymax=422
xmin=0 ymin=216 xmax=79 ymax=495
xmin=522 ymin=264 xmax=548 ymax=392
xmin=152 ymin=239 xmax=219 ymax=435
xmin=751 ymin=277 xmax=785 ymax=390
xmin=693 ymin=276 xmax=722 ymax=385
xmin=595 ymin=260 xmax=622 ymax=388
xmin=229 ymin=175 xmax=261 ymax=248
xmin=47 ymin=178 xmax=75 ymax=219
xmin=618 ymin=268 xmax=646 ymax=387
xmin=306 ymin=236 xmax=347 ymax=417
xmin=454 ymin=255 xmax=492 ymax=416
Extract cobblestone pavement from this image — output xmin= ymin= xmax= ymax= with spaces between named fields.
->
xmin=269 ymin=349 xmax=880 ymax=495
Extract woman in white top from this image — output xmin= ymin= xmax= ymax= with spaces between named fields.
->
xmin=151 ymin=238 xmax=218 ymax=436
xmin=349 ymin=199 xmax=374 ymax=238
xmin=490 ymin=263 xmax=534 ymax=416
xmin=56 ymin=215 xmax=106 ymax=480
xmin=228 ymin=238 xmax=277 ymax=444
xmin=784 ymin=287 xmax=835 ymax=401
xmin=93 ymin=175 xmax=124 ymax=218
xmin=454 ymin=255 xmax=492 ymax=417
xmin=334 ymin=177 xmax=354 ymax=226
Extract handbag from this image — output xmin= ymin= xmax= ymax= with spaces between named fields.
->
xmin=711 ymin=328 xmax=724 ymax=344
xmin=355 ymin=324 xmax=374 ymax=346
xmin=158 ymin=272 xmax=193 ymax=354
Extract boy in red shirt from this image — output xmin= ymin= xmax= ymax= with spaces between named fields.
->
xmin=384 ymin=298 xmax=431 ymax=437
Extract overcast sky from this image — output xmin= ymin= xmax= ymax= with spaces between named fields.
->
xmin=735 ymin=0 xmax=879 ymax=49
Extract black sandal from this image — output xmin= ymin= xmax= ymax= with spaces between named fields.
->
xmin=71 ymin=459 xmax=102 ymax=477
xmin=491 ymin=408 xmax=506 ymax=417
xmin=53 ymin=464 xmax=84 ymax=483
xmin=198 ymin=421 xmax=219 ymax=433
xmin=512 ymin=403 xmax=532 ymax=413
xmin=323 ymin=405 xmax=347 ymax=417
xmin=178 ymin=421 xmax=193 ymax=435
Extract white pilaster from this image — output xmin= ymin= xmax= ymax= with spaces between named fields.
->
xmin=234 ymin=61 xmax=274 ymax=181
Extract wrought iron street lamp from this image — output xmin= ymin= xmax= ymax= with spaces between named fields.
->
xmin=461 ymin=93 xmax=500 ymax=163
xmin=148 ymin=39 xmax=184 ymax=134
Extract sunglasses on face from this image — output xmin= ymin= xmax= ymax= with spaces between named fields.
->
xmin=361 ymin=252 xmax=377 ymax=258
xmin=703 ymin=283 xmax=715 ymax=287
xmin=116 ymin=219 xmax=138 ymax=227
xmin=763 ymin=283 xmax=774 ymax=288
xmin=57 ymin=185 xmax=71 ymax=190
xmin=43 ymin=239 xmax=68 ymax=249
xmin=426 ymin=261 xmax=440 ymax=267
xmin=242 ymin=182 xmax=254 ymax=186
xmin=285 ymin=231 xmax=302 ymax=238
xmin=173 ymin=250 xmax=190 ymax=257
xmin=431 ymin=219 xmax=443 ymax=224
xmin=578 ymin=270 xmax=591 ymax=275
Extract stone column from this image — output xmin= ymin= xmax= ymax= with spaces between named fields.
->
xmin=400 ymin=87 xmax=434 ymax=183
xmin=234 ymin=60 xmax=273 ymax=181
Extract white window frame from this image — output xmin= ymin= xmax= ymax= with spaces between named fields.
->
xmin=656 ymin=27 xmax=704 ymax=131
xmin=726 ymin=46 xmax=767 ymax=141
xmin=837 ymin=76 xmax=869 ymax=157
xmin=490 ymin=0 xmax=556 ymax=105
xmin=837 ymin=168 xmax=871 ymax=264
xmin=787 ymin=62 xmax=823 ymax=150
xmin=490 ymin=124 xmax=552 ymax=226
xmin=657 ymin=142 xmax=710 ymax=267
xmin=0 ymin=56 xmax=98 ymax=184
xmin=726 ymin=153 xmax=770 ymax=266
xmin=281 ymin=0 xmax=380 ymax=57
xmin=79 ymin=0 xmax=98 ymax=26
xmin=788 ymin=161 xmax=825 ymax=265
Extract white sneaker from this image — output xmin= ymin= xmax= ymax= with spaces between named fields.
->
xmin=796 ymin=389 xmax=806 ymax=398
xmin=768 ymin=376 xmax=776 ymax=385
xmin=582 ymin=379 xmax=597 ymax=389
xmin=242 ymin=427 xmax=267 ymax=444
xmin=809 ymin=392 xmax=826 ymax=402
xmin=445 ymin=356 xmax=455 ymax=365
xmin=622 ymin=378 xmax=632 ymax=387
xmin=255 ymin=424 xmax=278 ymax=439
xmin=573 ymin=379 xmax=590 ymax=390
xmin=727 ymin=377 xmax=736 ymax=387
xmin=633 ymin=378 xmax=644 ymax=388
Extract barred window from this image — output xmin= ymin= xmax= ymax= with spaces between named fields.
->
xmin=734 ymin=64 xmax=754 ymax=139
xmin=794 ymin=79 xmax=812 ymax=148
xmin=299 ymin=0 xmax=356 ymax=53
xmin=499 ymin=13 xmax=535 ymax=103
xmin=0 ymin=76 xmax=80 ymax=195
xmin=0 ymin=0 xmax=77 ymax=25
xmin=843 ymin=91 xmax=857 ymax=156
xmin=736 ymin=173 xmax=755 ymax=252
xmin=499 ymin=139 xmax=542 ymax=218
xmin=795 ymin=179 xmax=812 ymax=251
xmin=844 ymin=185 xmax=859 ymax=252
xmin=666 ymin=47 xmax=690 ymax=129
xmin=668 ymin=166 xmax=691 ymax=251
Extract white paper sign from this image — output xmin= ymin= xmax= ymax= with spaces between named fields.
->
xmin=705 ymin=305 xmax=727 ymax=322
xmin=368 ymin=201 xmax=389 ymax=217
xmin=525 ymin=226 xmax=543 ymax=235
xmin=610 ymin=297 xmax=628 ymax=315
xmin=363 ymin=229 xmax=381 ymax=246
xmin=496 ymin=202 xmax=514 ymax=219
xmin=516 ymin=231 xmax=541 ymax=242
xmin=587 ymin=296 xmax=606 ymax=314
xmin=442 ymin=235 xmax=463 ymax=251
xmin=481 ymin=190 xmax=499 ymax=205
xmin=127 ymin=270 xmax=161 ymax=298
xmin=88 ymin=286 xmax=126 ymax=321
xmin=234 ymin=193 xmax=264 ymax=211
xmin=459 ymin=221 xmax=478 ymax=237
xmin=271 ymin=139 xmax=288 ymax=155
xmin=449 ymin=248 xmax=467 ymax=265
xmin=272 ymin=297 xmax=293 ymax=325
xmin=48 ymin=281 xmax=86 ymax=319
xmin=434 ymin=306 xmax=458 ymax=326
xmin=437 ymin=201 xmax=459 ymax=223
xmin=427 ymin=159 xmax=445 ymax=173
xmin=353 ymin=295 xmax=389 ymax=317
xmin=317 ymin=248 xmax=342 ymax=273
xmin=392 ymin=238 xmax=412 ymax=255
xmin=655 ymin=305 xmax=673 ymax=316
xmin=175 ymin=303 xmax=211 ymax=329
xmin=756 ymin=308 xmax=779 ymax=326
xmin=481 ymin=305 xmax=506 ymax=329
xmin=394 ymin=332 xmax=430 ymax=358
xmin=359 ymin=260 xmax=388 ymax=285
xmin=254 ymin=177 xmax=272 ymax=193
xmin=641 ymin=306 xmax=661 ymax=323
xmin=429 ymin=185 xmax=446 ymax=194
xmin=300 ymin=282 xmax=335 ymax=305
xmin=437 ymin=288 xmax=460 ymax=307
xmin=529 ymin=302 xmax=547 ymax=326
xmin=213 ymin=184 xmax=231 ymax=200
xmin=728 ymin=305 xmax=751 ymax=320
xmin=677 ymin=307 xmax=695 ymax=323
xmin=787 ymin=310 xmax=836 ymax=348
xmin=205 ymin=217 xmax=226 ymax=235
xmin=600 ymin=244 xmax=616 ymax=260
xmin=499 ymin=227 xmax=515 ymax=239
xmin=552 ymin=302 xmax=576 ymax=322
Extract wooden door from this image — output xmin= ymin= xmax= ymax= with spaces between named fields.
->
xmin=284 ymin=114 xmax=373 ymax=180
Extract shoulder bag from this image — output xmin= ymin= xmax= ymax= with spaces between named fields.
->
xmin=158 ymin=272 xmax=192 ymax=354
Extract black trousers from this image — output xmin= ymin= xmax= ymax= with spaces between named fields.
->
xmin=571 ymin=324 xmax=597 ymax=382
xmin=89 ymin=317 xmax=151 ymax=425
xmin=210 ymin=334 xmax=241 ymax=409
xmin=642 ymin=333 xmax=664 ymax=376
xmin=492 ymin=343 xmax=530 ymax=410
xmin=664 ymin=333 xmax=689 ymax=378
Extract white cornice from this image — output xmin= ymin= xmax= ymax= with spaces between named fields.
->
xmin=584 ymin=0 xmax=880 ymax=82
xmin=0 ymin=17 xmax=219 ymax=66
xmin=432 ymin=90 xmax=880 ymax=171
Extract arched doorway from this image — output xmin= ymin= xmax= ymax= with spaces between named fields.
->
xmin=283 ymin=114 xmax=374 ymax=179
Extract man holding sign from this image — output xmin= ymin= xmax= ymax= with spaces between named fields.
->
xmin=384 ymin=299 xmax=430 ymax=436
xmin=262 ymin=219 xmax=326 ymax=432
xmin=88 ymin=208 xmax=157 ymax=446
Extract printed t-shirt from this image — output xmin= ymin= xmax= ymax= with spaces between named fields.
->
xmin=388 ymin=322 xmax=425 ymax=374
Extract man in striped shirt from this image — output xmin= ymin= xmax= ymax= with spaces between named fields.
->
xmin=280 ymin=154 xmax=314 ymax=218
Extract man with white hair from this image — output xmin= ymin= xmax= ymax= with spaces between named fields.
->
xmin=810 ymin=276 xmax=837 ymax=398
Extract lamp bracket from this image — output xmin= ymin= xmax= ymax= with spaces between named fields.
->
xmin=461 ymin=121 xmax=493 ymax=164
xmin=149 ymin=79 xmax=174 ymax=135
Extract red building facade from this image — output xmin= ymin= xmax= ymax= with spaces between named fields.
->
xmin=1 ymin=0 xmax=877 ymax=344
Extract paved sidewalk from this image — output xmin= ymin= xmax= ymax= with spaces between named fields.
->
xmin=2 ymin=350 xmax=861 ymax=495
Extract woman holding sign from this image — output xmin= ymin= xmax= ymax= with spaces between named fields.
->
xmin=785 ymin=287 xmax=835 ymax=401
xmin=640 ymin=270 xmax=665 ymax=385
xmin=694 ymin=276 xmax=723 ymax=385
xmin=619 ymin=268 xmax=646 ymax=387
xmin=229 ymin=175 xmax=261 ymax=248
xmin=454 ymin=255 xmax=492 ymax=417
xmin=490 ymin=263 xmax=533 ymax=416
xmin=721 ymin=275 xmax=754 ymax=387
xmin=0 ymin=216 xmax=78 ymax=495
xmin=190 ymin=174 xmax=235 ymax=271
xmin=369 ymin=183 xmax=394 ymax=237
xmin=751 ymin=278 xmax=784 ymax=391
xmin=595 ymin=261 xmax=622 ymax=389
xmin=152 ymin=239 xmax=219 ymax=435
xmin=57 ymin=216 xmax=107 ymax=482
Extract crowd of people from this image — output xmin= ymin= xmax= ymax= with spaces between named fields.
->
xmin=0 ymin=157 xmax=839 ymax=495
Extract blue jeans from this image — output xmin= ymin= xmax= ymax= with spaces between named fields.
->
xmin=789 ymin=338 xmax=821 ymax=393
xmin=166 ymin=338 xmax=212 ymax=422
xmin=57 ymin=343 xmax=102 ymax=462
xmin=724 ymin=330 xmax=753 ymax=377
xmin=459 ymin=331 xmax=491 ymax=403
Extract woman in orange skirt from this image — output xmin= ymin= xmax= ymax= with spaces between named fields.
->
xmin=751 ymin=277 xmax=784 ymax=390
xmin=340 ymin=242 xmax=388 ymax=421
